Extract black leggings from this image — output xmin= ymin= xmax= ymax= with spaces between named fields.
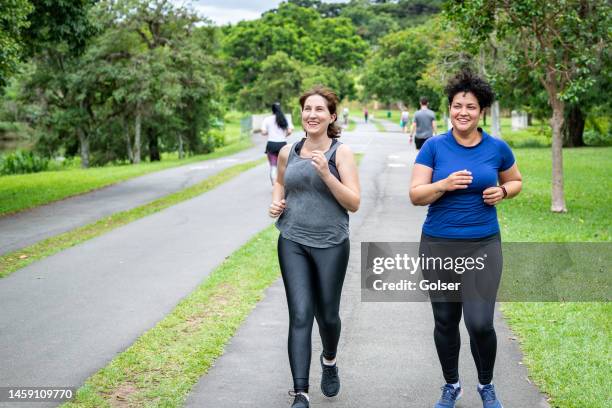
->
xmin=431 ymin=300 xmax=497 ymax=384
xmin=420 ymin=232 xmax=502 ymax=385
xmin=278 ymin=235 xmax=350 ymax=393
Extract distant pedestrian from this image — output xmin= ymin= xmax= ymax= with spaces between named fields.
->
xmin=261 ymin=103 xmax=294 ymax=185
xmin=342 ymin=107 xmax=349 ymax=127
xmin=410 ymin=97 xmax=437 ymax=149
xmin=400 ymin=110 xmax=410 ymax=133
xmin=363 ymin=107 xmax=369 ymax=123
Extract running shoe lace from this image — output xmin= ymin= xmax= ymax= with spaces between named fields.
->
xmin=480 ymin=385 xmax=497 ymax=402
xmin=322 ymin=363 xmax=337 ymax=376
xmin=440 ymin=385 xmax=455 ymax=402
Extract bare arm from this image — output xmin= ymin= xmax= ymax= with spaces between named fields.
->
xmin=482 ymin=163 xmax=523 ymax=205
xmin=409 ymin=122 xmax=416 ymax=138
xmin=409 ymin=164 xmax=473 ymax=206
xmin=312 ymin=145 xmax=361 ymax=212
xmin=269 ymin=145 xmax=290 ymax=217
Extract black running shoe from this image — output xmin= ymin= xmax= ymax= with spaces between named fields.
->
xmin=320 ymin=353 xmax=340 ymax=397
xmin=289 ymin=391 xmax=309 ymax=408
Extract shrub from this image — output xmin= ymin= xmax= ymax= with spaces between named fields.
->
xmin=0 ymin=150 xmax=49 ymax=175
xmin=583 ymin=129 xmax=612 ymax=146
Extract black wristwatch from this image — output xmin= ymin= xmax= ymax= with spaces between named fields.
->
xmin=499 ymin=185 xmax=508 ymax=198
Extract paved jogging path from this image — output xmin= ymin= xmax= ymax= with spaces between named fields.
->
xmin=185 ymin=120 xmax=550 ymax=407
xmin=0 ymin=135 xmax=272 ymax=256
xmin=0 ymin=138 xmax=283 ymax=407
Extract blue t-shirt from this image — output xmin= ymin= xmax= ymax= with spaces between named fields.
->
xmin=415 ymin=128 xmax=515 ymax=239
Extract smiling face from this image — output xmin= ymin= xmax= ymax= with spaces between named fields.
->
xmin=301 ymin=94 xmax=336 ymax=136
xmin=449 ymin=91 xmax=481 ymax=134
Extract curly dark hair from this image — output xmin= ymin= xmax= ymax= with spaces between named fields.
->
xmin=444 ymin=69 xmax=495 ymax=110
xmin=299 ymin=85 xmax=341 ymax=138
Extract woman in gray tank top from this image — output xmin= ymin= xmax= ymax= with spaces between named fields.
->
xmin=268 ymin=86 xmax=360 ymax=408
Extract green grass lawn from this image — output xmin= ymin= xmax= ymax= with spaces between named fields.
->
xmin=0 ymin=112 xmax=253 ymax=216
xmin=498 ymin=146 xmax=611 ymax=408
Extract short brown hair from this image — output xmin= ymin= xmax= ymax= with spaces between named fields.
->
xmin=299 ymin=86 xmax=341 ymax=138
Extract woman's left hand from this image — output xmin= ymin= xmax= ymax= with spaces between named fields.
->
xmin=310 ymin=150 xmax=331 ymax=179
xmin=482 ymin=186 xmax=504 ymax=206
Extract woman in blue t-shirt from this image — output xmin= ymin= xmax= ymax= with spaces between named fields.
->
xmin=410 ymin=70 xmax=522 ymax=408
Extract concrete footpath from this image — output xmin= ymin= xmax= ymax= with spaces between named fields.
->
xmin=0 ymin=135 xmax=273 ymax=256
xmin=185 ymin=120 xmax=550 ymax=407
xmin=0 ymin=149 xmax=278 ymax=407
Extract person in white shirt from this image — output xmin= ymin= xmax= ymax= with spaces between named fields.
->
xmin=400 ymin=110 xmax=410 ymax=133
xmin=261 ymin=102 xmax=294 ymax=185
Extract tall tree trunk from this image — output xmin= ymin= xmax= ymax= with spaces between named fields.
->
xmin=491 ymin=101 xmax=501 ymax=137
xmin=148 ymin=127 xmax=160 ymax=162
xmin=125 ymin=121 xmax=134 ymax=163
xmin=563 ymin=104 xmax=586 ymax=147
xmin=527 ymin=112 xmax=533 ymax=126
xmin=77 ymin=128 xmax=89 ymax=168
xmin=134 ymin=105 xmax=142 ymax=164
xmin=178 ymin=133 xmax=184 ymax=159
xmin=550 ymin=98 xmax=567 ymax=212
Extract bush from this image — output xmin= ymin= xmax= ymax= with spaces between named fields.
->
xmin=506 ymin=138 xmax=549 ymax=148
xmin=583 ymin=129 xmax=612 ymax=146
xmin=0 ymin=150 xmax=49 ymax=175
xmin=200 ymin=129 xmax=226 ymax=154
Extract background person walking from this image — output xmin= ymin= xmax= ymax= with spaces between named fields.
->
xmin=261 ymin=102 xmax=294 ymax=185
xmin=410 ymin=97 xmax=437 ymax=149
xmin=400 ymin=109 xmax=410 ymax=133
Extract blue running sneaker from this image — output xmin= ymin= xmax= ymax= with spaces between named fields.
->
xmin=478 ymin=384 xmax=503 ymax=408
xmin=434 ymin=384 xmax=463 ymax=408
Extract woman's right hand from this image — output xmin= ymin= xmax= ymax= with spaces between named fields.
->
xmin=440 ymin=170 xmax=472 ymax=191
xmin=269 ymin=199 xmax=286 ymax=218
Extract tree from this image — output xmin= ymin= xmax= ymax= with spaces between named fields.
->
xmin=223 ymin=2 xmax=367 ymax=111
xmin=22 ymin=0 xmax=222 ymax=166
xmin=446 ymin=0 xmax=611 ymax=213
xmin=0 ymin=0 xmax=32 ymax=87
xmin=362 ymin=23 xmax=440 ymax=109
xmin=238 ymin=52 xmax=303 ymax=113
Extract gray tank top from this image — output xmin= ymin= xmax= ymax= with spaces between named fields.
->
xmin=276 ymin=139 xmax=349 ymax=248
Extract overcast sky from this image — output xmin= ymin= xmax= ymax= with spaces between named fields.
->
xmin=172 ymin=0 xmax=349 ymax=25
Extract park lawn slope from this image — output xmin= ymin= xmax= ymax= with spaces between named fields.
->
xmin=498 ymin=146 xmax=611 ymax=408
xmin=0 ymin=139 xmax=252 ymax=217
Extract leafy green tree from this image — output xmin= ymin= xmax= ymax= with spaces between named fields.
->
xmin=223 ymin=2 xmax=367 ymax=111
xmin=22 ymin=0 xmax=222 ymax=166
xmin=238 ymin=52 xmax=303 ymax=113
xmin=362 ymin=23 xmax=439 ymax=109
xmin=0 ymin=0 xmax=32 ymax=86
xmin=446 ymin=0 xmax=611 ymax=213
xmin=339 ymin=2 xmax=399 ymax=43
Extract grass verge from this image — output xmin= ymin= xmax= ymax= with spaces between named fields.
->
xmin=0 ymin=158 xmax=265 ymax=278
xmin=61 ymin=225 xmax=280 ymax=407
xmin=498 ymin=146 xmax=611 ymax=408
xmin=0 ymin=139 xmax=253 ymax=217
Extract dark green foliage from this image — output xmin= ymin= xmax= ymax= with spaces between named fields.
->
xmin=0 ymin=149 xmax=48 ymax=175
xmin=223 ymin=2 xmax=367 ymax=111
